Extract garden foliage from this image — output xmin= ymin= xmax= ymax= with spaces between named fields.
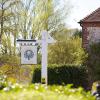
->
xmin=48 ymin=37 xmax=87 ymax=65
xmin=86 ymin=43 xmax=100 ymax=82
xmin=32 ymin=65 xmax=89 ymax=89
xmin=0 ymin=54 xmax=20 ymax=66
xmin=0 ymin=83 xmax=95 ymax=100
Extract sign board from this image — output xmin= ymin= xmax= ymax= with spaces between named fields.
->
xmin=17 ymin=31 xmax=56 ymax=84
xmin=21 ymin=45 xmax=37 ymax=64
xmin=17 ymin=40 xmax=36 ymax=46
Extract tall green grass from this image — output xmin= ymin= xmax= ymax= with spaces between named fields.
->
xmin=0 ymin=84 xmax=95 ymax=100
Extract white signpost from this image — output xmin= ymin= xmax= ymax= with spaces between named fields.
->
xmin=17 ymin=30 xmax=56 ymax=84
xmin=41 ymin=30 xmax=48 ymax=84
xmin=41 ymin=30 xmax=56 ymax=84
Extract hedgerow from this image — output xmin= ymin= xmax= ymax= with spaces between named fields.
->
xmin=32 ymin=65 xmax=89 ymax=89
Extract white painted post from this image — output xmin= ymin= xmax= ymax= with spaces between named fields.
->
xmin=41 ymin=30 xmax=48 ymax=84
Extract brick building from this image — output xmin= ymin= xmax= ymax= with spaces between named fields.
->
xmin=79 ymin=7 xmax=100 ymax=48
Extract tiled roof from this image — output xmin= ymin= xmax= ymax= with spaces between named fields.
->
xmin=80 ymin=7 xmax=100 ymax=23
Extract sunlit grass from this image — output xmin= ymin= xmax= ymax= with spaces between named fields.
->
xmin=0 ymin=84 xmax=95 ymax=100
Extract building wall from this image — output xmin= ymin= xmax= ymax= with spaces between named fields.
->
xmin=87 ymin=27 xmax=100 ymax=44
xmin=81 ymin=22 xmax=100 ymax=48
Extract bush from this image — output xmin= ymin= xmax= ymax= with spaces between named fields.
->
xmin=0 ymin=64 xmax=34 ymax=84
xmin=48 ymin=37 xmax=87 ymax=65
xmin=32 ymin=65 xmax=89 ymax=89
xmin=0 ymin=54 xmax=20 ymax=66
xmin=86 ymin=43 xmax=100 ymax=84
xmin=0 ymin=64 xmax=20 ymax=80
xmin=92 ymin=81 xmax=100 ymax=92
xmin=0 ymin=72 xmax=7 ymax=90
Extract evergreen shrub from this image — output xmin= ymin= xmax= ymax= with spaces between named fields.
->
xmin=86 ymin=43 xmax=100 ymax=83
xmin=32 ymin=65 xmax=88 ymax=89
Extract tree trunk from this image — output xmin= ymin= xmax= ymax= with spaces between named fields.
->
xmin=14 ymin=32 xmax=17 ymax=55
xmin=0 ymin=3 xmax=4 ymax=44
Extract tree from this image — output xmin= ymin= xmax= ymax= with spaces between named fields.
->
xmin=16 ymin=0 xmax=35 ymax=39
xmin=73 ymin=29 xmax=82 ymax=38
xmin=30 ymin=0 xmax=71 ymax=38
xmin=0 ymin=0 xmax=72 ymax=64
xmin=0 ymin=0 xmax=20 ymax=43
xmin=0 ymin=0 xmax=20 ymax=54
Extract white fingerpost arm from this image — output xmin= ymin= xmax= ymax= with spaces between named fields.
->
xmin=41 ymin=30 xmax=48 ymax=84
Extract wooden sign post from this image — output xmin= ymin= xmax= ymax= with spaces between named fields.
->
xmin=41 ymin=30 xmax=48 ymax=84
xmin=41 ymin=30 xmax=56 ymax=84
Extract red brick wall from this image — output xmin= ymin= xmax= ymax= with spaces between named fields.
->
xmin=80 ymin=22 xmax=100 ymax=48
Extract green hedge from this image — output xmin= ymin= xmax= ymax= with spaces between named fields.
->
xmin=32 ymin=65 xmax=89 ymax=89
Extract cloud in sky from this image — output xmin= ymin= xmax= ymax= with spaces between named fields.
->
xmin=65 ymin=0 xmax=100 ymax=29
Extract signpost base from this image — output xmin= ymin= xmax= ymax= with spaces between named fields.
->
xmin=41 ymin=78 xmax=47 ymax=84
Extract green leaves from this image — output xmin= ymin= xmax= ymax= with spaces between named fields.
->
xmin=86 ymin=43 xmax=100 ymax=81
xmin=0 ymin=84 xmax=95 ymax=100
xmin=32 ymin=65 xmax=88 ymax=89
xmin=48 ymin=37 xmax=87 ymax=65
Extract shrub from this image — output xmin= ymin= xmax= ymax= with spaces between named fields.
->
xmin=0 ymin=71 xmax=8 ymax=90
xmin=92 ymin=81 xmax=100 ymax=92
xmin=0 ymin=54 xmax=20 ymax=66
xmin=86 ymin=43 xmax=100 ymax=84
xmin=32 ymin=65 xmax=89 ymax=89
xmin=0 ymin=64 xmax=20 ymax=80
xmin=0 ymin=64 xmax=34 ymax=84
xmin=48 ymin=37 xmax=87 ymax=65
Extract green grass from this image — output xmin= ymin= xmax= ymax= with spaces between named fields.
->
xmin=0 ymin=84 xmax=95 ymax=100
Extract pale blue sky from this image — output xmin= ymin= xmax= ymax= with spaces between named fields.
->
xmin=66 ymin=0 xmax=100 ymax=29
